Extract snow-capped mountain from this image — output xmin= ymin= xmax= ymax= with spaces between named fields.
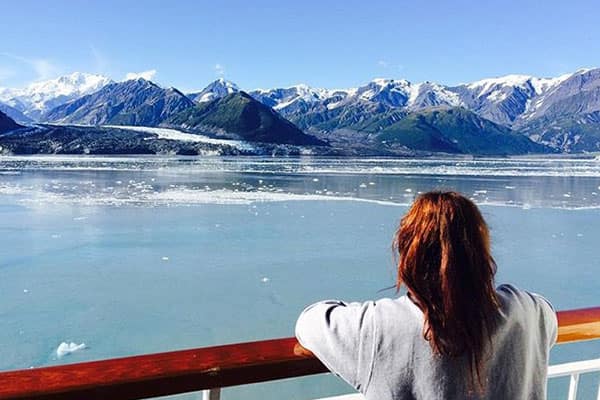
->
xmin=448 ymin=73 xmax=573 ymax=125
xmin=246 ymin=79 xmax=463 ymax=132
xmin=407 ymin=82 xmax=462 ymax=110
xmin=44 ymin=78 xmax=194 ymax=126
xmin=250 ymin=84 xmax=332 ymax=110
xmin=249 ymin=79 xmax=462 ymax=114
xmin=0 ymin=101 xmax=33 ymax=124
xmin=353 ymin=78 xmax=412 ymax=107
xmin=517 ymin=68 xmax=600 ymax=122
xmin=187 ymin=78 xmax=239 ymax=103
xmin=0 ymin=72 xmax=113 ymax=120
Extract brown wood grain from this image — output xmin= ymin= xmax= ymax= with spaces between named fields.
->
xmin=0 ymin=307 xmax=598 ymax=400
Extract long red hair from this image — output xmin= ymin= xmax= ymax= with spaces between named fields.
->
xmin=394 ymin=191 xmax=499 ymax=392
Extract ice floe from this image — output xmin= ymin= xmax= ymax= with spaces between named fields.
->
xmin=56 ymin=342 xmax=86 ymax=358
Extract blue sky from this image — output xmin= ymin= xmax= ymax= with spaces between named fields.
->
xmin=2 ymin=0 xmax=600 ymax=90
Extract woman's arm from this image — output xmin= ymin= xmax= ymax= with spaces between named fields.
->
xmin=295 ymin=300 xmax=377 ymax=393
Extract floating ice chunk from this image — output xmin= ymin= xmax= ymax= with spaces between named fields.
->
xmin=261 ymin=277 xmax=270 ymax=283
xmin=51 ymin=234 xmax=61 ymax=239
xmin=56 ymin=342 xmax=86 ymax=358
xmin=522 ymin=203 xmax=532 ymax=210
xmin=359 ymin=183 xmax=367 ymax=188
xmin=577 ymin=233 xmax=584 ymax=237
xmin=504 ymin=186 xmax=516 ymax=189
xmin=23 ymin=289 xmax=29 ymax=293
xmin=563 ymin=193 xmax=571 ymax=198
xmin=73 ymin=216 xmax=87 ymax=221
xmin=161 ymin=256 xmax=169 ymax=261
xmin=474 ymin=190 xmax=488 ymax=194
xmin=405 ymin=188 xmax=412 ymax=192
xmin=368 ymin=182 xmax=376 ymax=186
xmin=312 ymin=178 xmax=319 ymax=182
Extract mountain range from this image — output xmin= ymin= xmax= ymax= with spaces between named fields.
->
xmin=2 ymin=68 xmax=600 ymax=155
xmin=0 ymin=72 xmax=112 ymax=121
xmin=44 ymin=78 xmax=194 ymax=126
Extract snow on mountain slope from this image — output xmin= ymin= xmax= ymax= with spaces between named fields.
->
xmin=251 ymin=78 xmax=463 ymax=114
xmin=0 ymin=72 xmax=113 ymax=120
xmin=463 ymin=73 xmax=572 ymax=105
xmin=407 ymin=82 xmax=462 ymax=109
xmin=250 ymin=84 xmax=335 ymax=111
xmin=519 ymin=68 xmax=600 ymax=122
xmin=188 ymin=78 xmax=240 ymax=103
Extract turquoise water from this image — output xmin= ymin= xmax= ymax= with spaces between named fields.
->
xmin=0 ymin=156 xmax=599 ymax=399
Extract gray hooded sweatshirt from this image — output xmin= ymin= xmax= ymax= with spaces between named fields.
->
xmin=295 ymin=284 xmax=557 ymax=400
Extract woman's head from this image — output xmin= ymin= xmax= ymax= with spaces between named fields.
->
xmin=393 ymin=191 xmax=499 ymax=392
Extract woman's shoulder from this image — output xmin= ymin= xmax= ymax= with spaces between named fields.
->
xmin=496 ymin=284 xmax=555 ymax=312
xmin=496 ymin=283 xmax=558 ymax=343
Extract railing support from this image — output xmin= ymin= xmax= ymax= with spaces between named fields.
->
xmin=567 ymin=373 xmax=579 ymax=400
xmin=202 ymin=388 xmax=221 ymax=400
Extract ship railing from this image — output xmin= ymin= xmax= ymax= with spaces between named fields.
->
xmin=0 ymin=306 xmax=599 ymax=400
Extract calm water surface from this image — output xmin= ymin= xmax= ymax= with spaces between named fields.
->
xmin=0 ymin=155 xmax=599 ymax=399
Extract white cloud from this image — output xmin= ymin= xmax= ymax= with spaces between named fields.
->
xmin=377 ymin=60 xmax=404 ymax=73
xmin=214 ymin=63 xmax=225 ymax=76
xmin=124 ymin=69 xmax=157 ymax=81
xmin=0 ymin=52 xmax=60 ymax=81
xmin=90 ymin=45 xmax=109 ymax=73
xmin=31 ymin=59 xmax=59 ymax=80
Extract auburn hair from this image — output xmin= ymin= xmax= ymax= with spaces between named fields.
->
xmin=393 ymin=191 xmax=500 ymax=393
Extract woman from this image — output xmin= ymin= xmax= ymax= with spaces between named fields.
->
xmin=296 ymin=191 xmax=557 ymax=400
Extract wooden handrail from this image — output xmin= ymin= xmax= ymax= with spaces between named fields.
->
xmin=0 ymin=307 xmax=599 ymax=400
xmin=556 ymin=306 xmax=600 ymax=343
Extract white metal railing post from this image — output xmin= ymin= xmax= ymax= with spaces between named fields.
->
xmin=202 ymin=388 xmax=221 ymax=400
xmin=596 ymin=375 xmax=600 ymax=400
xmin=567 ymin=373 xmax=579 ymax=400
